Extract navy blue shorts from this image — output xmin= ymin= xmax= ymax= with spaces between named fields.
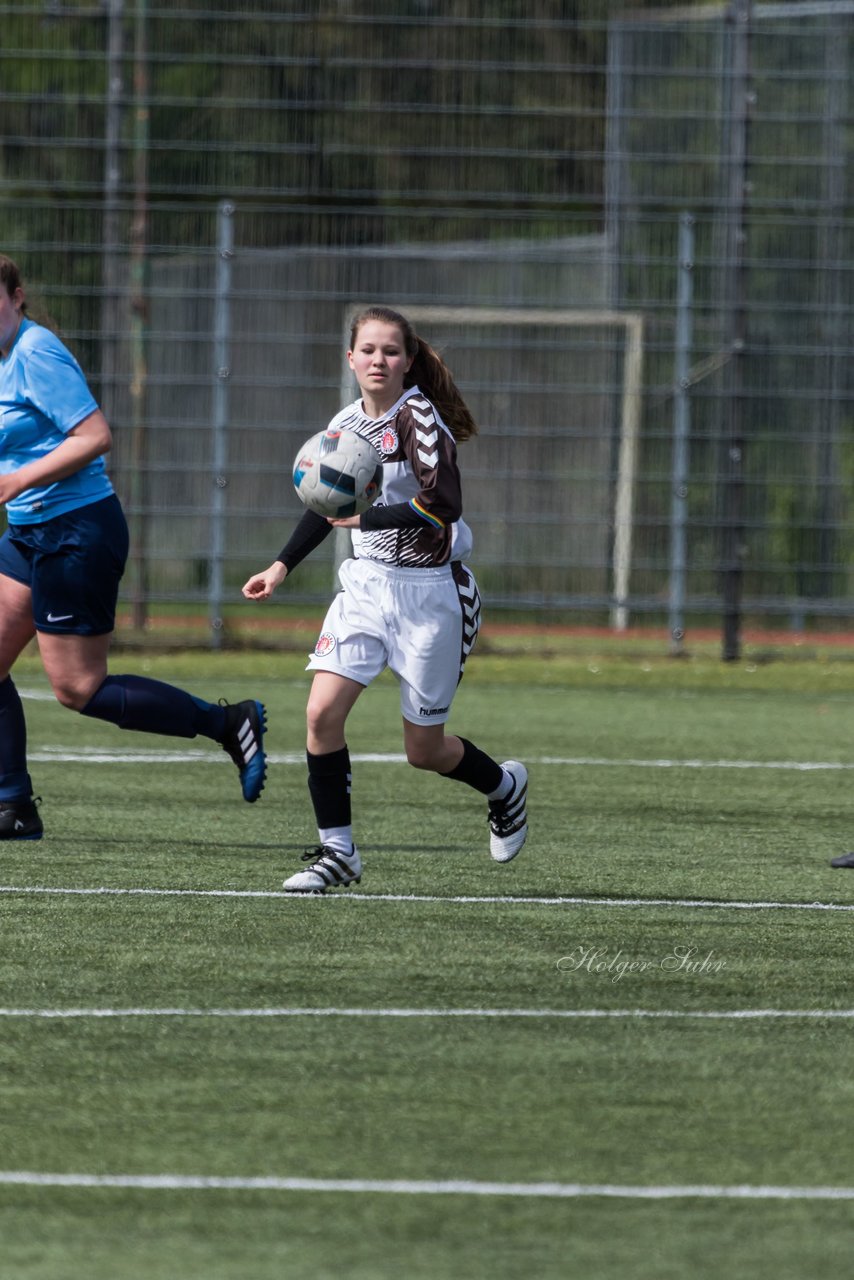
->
xmin=0 ymin=494 xmax=129 ymax=635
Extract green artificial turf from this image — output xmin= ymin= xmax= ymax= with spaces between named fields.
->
xmin=1 ymin=646 xmax=854 ymax=1278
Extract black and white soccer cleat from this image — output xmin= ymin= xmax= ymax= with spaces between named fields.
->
xmin=283 ymin=844 xmax=362 ymax=894
xmin=488 ymin=761 xmax=528 ymax=863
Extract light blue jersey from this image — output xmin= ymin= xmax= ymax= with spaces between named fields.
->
xmin=0 ymin=316 xmax=113 ymax=524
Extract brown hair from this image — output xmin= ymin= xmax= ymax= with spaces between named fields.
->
xmin=349 ymin=305 xmax=478 ymax=442
xmin=0 ymin=254 xmax=28 ymax=312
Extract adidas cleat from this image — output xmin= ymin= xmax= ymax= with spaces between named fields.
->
xmin=0 ymin=797 xmax=43 ymax=841
xmin=488 ymin=761 xmax=528 ymax=863
xmin=283 ymin=845 xmax=362 ymax=894
xmin=220 ymin=699 xmax=267 ymax=802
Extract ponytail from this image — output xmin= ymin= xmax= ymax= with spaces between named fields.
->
xmin=406 ymin=336 xmax=478 ymax=443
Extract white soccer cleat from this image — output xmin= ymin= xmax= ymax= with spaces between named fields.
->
xmin=283 ymin=844 xmax=362 ymax=894
xmin=488 ymin=761 xmax=528 ymax=863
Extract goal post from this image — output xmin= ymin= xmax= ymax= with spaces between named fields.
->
xmin=339 ymin=305 xmax=644 ymax=629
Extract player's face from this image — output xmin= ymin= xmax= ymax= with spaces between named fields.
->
xmin=348 ymin=320 xmax=414 ymax=410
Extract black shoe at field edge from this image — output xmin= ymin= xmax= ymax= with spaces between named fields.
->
xmin=0 ymin=797 xmax=43 ymax=841
xmin=830 ymin=852 xmax=854 ymax=868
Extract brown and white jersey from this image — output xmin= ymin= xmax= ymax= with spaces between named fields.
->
xmin=328 ymin=386 xmax=474 ymax=568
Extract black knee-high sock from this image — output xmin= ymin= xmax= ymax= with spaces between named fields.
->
xmin=440 ymin=737 xmax=504 ymax=795
xmin=307 ymin=746 xmax=352 ymax=829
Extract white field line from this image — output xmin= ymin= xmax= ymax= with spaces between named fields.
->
xmin=0 ymin=1005 xmax=852 ymax=1021
xmin=1 ymin=884 xmax=853 ymax=912
xmin=23 ymin=744 xmax=854 ymax=770
xmin=0 ymin=1171 xmax=853 ymax=1199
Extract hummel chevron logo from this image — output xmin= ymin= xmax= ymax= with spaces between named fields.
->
xmin=415 ymin=425 xmax=438 ymax=468
xmin=411 ymin=408 xmax=435 ymax=428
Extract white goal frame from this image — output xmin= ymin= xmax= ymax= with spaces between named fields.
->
xmin=339 ymin=305 xmax=644 ymax=630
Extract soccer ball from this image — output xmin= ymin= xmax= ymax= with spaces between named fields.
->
xmin=292 ymin=428 xmax=384 ymax=519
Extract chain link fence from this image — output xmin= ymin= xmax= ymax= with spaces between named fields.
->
xmin=2 ymin=0 xmax=853 ymax=650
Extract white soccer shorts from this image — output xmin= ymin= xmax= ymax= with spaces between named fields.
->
xmin=307 ymin=556 xmax=481 ymax=725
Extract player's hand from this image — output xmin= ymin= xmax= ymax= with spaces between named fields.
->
xmin=327 ymin=515 xmax=360 ymax=528
xmin=242 ymin=561 xmax=287 ymax=600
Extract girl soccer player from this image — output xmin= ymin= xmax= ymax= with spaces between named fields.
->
xmin=0 ymin=255 xmax=267 ymax=839
xmin=243 ymin=305 xmax=528 ymax=892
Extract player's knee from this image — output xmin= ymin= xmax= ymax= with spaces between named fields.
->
xmin=306 ymin=697 xmax=345 ymax=746
xmin=52 ymin=680 xmax=90 ymax=711
xmin=405 ymin=742 xmax=440 ymax=771
xmin=49 ymin=671 xmax=106 ymax=712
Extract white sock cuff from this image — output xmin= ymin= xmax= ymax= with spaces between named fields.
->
xmin=487 ymin=770 xmax=513 ymax=803
xmin=318 ymin=826 xmax=354 ymax=854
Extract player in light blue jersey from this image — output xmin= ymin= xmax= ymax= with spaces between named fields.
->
xmin=0 ymin=254 xmax=267 ymax=839
xmin=243 ymin=305 xmax=528 ymax=892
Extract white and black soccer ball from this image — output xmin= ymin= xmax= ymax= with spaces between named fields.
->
xmin=292 ymin=428 xmax=383 ymax=519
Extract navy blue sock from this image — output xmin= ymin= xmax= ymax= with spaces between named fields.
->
xmin=0 ymin=676 xmax=33 ymax=801
xmin=80 ymin=674 xmax=227 ymax=741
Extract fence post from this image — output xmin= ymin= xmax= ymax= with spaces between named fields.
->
xmin=127 ymin=0 xmax=149 ymax=631
xmin=670 ymin=213 xmax=695 ymax=655
xmin=210 ymin=200 xmax=234 ymax=648
xmin=100 ymin=0 xmax=124 ymax=423
xmin=719 ymin=0 xmax=752 ymax=661
xmin=333 ymin=315 xmax=357 ymax=586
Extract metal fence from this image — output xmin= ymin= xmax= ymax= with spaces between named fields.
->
xmin=2 ymin=0 xmax=853 ymax=652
